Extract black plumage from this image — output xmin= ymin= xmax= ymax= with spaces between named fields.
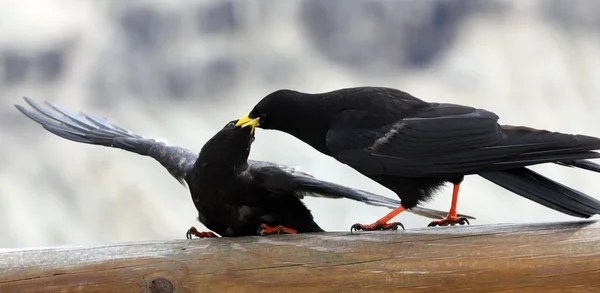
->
xmin=235 ymin=86 xmax=600 ymax=230
xmin=15 ymin=97 xmax=470 ymax=238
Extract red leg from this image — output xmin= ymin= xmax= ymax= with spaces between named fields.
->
xmin=186 ymin=226 xmax=219 ymax=239
xmin=428 ymin=183 xmax=470 ymax=227
xmin=350 ymin=205 xmax=406 ymax=233
xmin=257 ymin=224 xmax=298 ymax=236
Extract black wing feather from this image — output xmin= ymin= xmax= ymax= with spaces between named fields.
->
xmin=330 ymin=103 xmax=600 ymax=177
xmin=557 ymin=159 xmax=600 ymax=173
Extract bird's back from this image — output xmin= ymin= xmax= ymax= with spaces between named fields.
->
xmin=322 ymin=87 xmax=432 ymax=122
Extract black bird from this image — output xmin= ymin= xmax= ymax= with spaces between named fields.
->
xmin=235 ymin=86 xmax=600 ymax=231
xmin=15 ymin=97 xmax=471 ymax=238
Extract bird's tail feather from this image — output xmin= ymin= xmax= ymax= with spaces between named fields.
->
xmin=479 ymin=167 xmax=600 ymax=218
xmin=556 ymin=159 xmax=600 ymax=174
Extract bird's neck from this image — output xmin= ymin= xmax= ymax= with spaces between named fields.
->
xmin=193 ymin=152 xmax=248 ymax=179
xmin=271 ymin=94 xmax=339 ymax=155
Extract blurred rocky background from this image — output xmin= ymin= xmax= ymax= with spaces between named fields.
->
xmin=1 ymin=0 xmax=599 ymax=248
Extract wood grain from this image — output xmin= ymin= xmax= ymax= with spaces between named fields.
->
xmin=1 ymin=220 xmax=600 ymax=293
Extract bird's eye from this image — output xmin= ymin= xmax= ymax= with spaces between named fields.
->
xmin=259 ymin=114 xmax=267 ymax=124
xmin=226 ymin=121 xmax=236 ymax=128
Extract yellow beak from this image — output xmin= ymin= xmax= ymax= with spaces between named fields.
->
xmin=235 ymin=114 xmax=260 ymax=132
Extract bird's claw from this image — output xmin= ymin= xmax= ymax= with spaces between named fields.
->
xmin=257 ymin=224 xmax=297 ymax=236
xmin=350 ymin=222 xmax=404 ymax=234
xmin=427 ymin=217 xmax=470 ymax=227
xmin=185 ymin=226 xmax=218 ymax=239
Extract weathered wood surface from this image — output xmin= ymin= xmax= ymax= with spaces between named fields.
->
xmin=1 ymin=221 xmax=600 ymax=293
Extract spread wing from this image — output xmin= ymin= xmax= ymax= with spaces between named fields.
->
xmin=328 ymin=103 xmax=600 ymax=177
xmin=245 ymin=161 xmax=476 ymax=220
xmin=15 ymin=97 xmax=198 ymax=186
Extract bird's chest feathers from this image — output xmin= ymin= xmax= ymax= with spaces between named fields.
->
xmin=192 ymin=164 xmax=244 ymax=201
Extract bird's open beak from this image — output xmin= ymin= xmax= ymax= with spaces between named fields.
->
xmin=235 ymin=114 xmax=260 ymax=133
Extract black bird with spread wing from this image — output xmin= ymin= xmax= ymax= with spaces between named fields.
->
xmin=15 ymin=97 xmax=470 ymax=238
xmin=235 ymin=86 xmax=600 ymax=231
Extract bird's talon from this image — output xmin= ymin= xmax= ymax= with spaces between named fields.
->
xmin=350 ymin=222 xmax=404 ymax=234
xmin=257 ymin=223 xmax=268 ymax=235
xmin=427 ymin=216 xmax=470 ymax=227
xmin=185 ymin=226 xmax=218 ymax=239
xmin=186 ymin=226 xmax=198 ymax=239
xmin=460 ymin=217 xmax=470 ymax=225
xmin=390 ymin=222 xmax=405 ymax=231
xmin=256 ymin=224 xmax=297 ymax=236
xmin=257 ymin=223 xmax=270 ymax=236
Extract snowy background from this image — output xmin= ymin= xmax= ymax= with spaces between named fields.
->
xmin=1 ymin=0 xmax=599 ymax=248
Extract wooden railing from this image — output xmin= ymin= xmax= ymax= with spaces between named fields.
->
xmin=1 ymin=220 xmax=599 ymax=292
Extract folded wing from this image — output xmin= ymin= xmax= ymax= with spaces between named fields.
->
xmin=330 ymin=103 xmax=600 ymax=177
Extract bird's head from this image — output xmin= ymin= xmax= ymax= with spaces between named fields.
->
xmin=235 ymin=89 xmax=337 ymax=155
xmin=235 ymin=89 xmax=302 ymax=132
xmin=222 ymin=119 xmax=256 ymax=152
xmin=198 ymin=119 xmax=256 ymax=168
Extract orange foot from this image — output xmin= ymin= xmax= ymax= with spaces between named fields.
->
xmin=350 ymin=221 xmax=404 ymax=233
xmin=186 ymin=226 xmax=218 ymax=239
xmin=428 ymin=180 xmax=471 ymax=227
xmin=257 ymin=224 xmax=297 ymax=236
xmin=350 ymin=205 xmax=407 ymax=234
xmin=427 ymin=216 xmax=470 ymax=227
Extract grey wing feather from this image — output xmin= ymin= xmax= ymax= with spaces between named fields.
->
xmin=15 ymin=97 xmax=198 ymax=187
xmin=245 ymin=161 xmax=475 ymax=220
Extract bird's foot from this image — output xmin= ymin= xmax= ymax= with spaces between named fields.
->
xmin=186 ymin=226 xmax=218 ymax=239
xmin=257 ymin=224 xmax=297 ymax=236
xmin=427 ymin=216 xmax=470 ymax=227
xmin=350 ymin=221 xmax=404 ymax=234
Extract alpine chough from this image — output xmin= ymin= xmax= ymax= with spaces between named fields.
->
xmin=15 ymin=97 xmax=471 ymax=237
xmin=235 ymin=86 xmax=600 ymax=231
